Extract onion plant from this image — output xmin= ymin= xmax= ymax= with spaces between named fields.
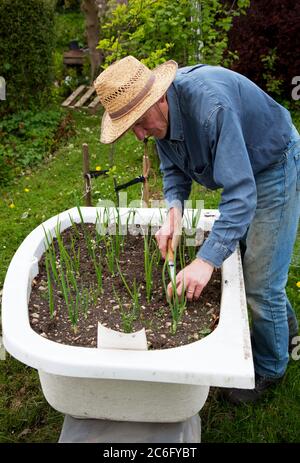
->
xmin=43 ymin=226 xmax=59 ymax=284
xmin=126 ymin=208 xmax=137 ymax=227
xmin=143 ymin=233 xmax=158 ymax=303
xmin=116 ymin=261 xmax=140 ymax=317
xmin=80 ymin=284 xmax=91 ymax=320
xmin=185 ymin=208 xmax=201 ymax=261
xmin=44 ymin=249 xmax=55 ymax=318
xmin=54 ymin=222 xmax=80 ymax=330
xmin=178 ymin=238 xmax=187 ymax=270
xmin=162 ymin=252 xmax=187 ymax=335
xmin=112 ymin=285 xmax=137 ymax=333
xmin=76 ymin=207 xmax=104 ymax=293
xmin=43 ymin=221 xmax=96 ymax=332
xmin=104 ymin=235 xmax=116 ymax=276
xmin=113 ymin=207 xmax=125 ymax=258
xmin=77 ymin=205 xmax=94 ymax=260
xmin=68 ymin=213 xmax=81 ymax=240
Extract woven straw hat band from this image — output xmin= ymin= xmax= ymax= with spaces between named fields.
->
xmin=110 ymin=74 xmax=155 ymax=120
xmin=94 ymin=57 xmax=156 ymax=120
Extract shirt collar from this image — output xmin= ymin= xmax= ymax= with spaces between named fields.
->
xmin=166 ymin=84 xmax=184 ymax=142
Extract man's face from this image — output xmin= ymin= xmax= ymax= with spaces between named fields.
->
xmin=131 ymin=100 xmax=168 ymax=141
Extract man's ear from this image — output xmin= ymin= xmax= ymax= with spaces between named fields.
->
xmin=158 ymin=93 xmax=167 ymax=104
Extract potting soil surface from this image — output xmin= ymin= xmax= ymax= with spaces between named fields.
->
xmin=29 ymin=223 xmax=221 ymax=350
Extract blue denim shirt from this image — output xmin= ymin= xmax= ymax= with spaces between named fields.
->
xmin=156 ymin=64 xmax=293 ymax=268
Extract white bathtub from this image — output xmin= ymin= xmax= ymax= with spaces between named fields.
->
xmin=2 ymin=207 xmax=254 ymax=422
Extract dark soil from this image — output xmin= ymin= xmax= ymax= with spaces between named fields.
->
xmin=29 ymin=223 xmax=221 ymax=350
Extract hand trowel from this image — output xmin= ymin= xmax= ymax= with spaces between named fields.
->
xmin=167 ymin=238 xmax=176 ymax=284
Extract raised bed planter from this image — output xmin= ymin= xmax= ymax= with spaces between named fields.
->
xmin=2 ymin=207 xmax=254 ymax=422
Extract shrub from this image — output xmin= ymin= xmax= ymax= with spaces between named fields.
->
xmin=0 ymin=0 xmax=55 ymax=116
xmin=54 ymin=10 xmax=86 ymax=52
xmin=98 ymin=0 xmax=250 ymax=69
xmin=0 ymin=109 xmax=75 ymax=186
xmin=227 ymin=0 xmax=300 ymax=100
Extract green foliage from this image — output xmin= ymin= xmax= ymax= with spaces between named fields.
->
xmin=54 ymin=11 xmax=86 ymax=52
xmin=199 ymin=0 xmax=250 ymax=66
xmin=0 ymin=109 xmax=73 ymax=186
xmin=56 ymin=0 xmax=81 ymax=12
xmin=52 ymin=11 xmax=89 ymax=101
xmin=0 ymin=0 xmax=55 ymax=116
xmin=261 ymin=48 xmax=284 ymax=99
xmin=98 ymin=0 xmax=250 ymax=68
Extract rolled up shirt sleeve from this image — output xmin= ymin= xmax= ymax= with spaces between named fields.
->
xmin=198 ymin=106 xmax=257 ymax=267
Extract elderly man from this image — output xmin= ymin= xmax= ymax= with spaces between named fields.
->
xmin=94 ymin=56 xmax=300 ymax=404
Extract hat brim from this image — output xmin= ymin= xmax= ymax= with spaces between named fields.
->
xmin=99 ymin=60 xmax=178 ymax=144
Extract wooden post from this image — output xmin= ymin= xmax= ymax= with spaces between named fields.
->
xmin=83 ymin=143 xmax=92 ymax=206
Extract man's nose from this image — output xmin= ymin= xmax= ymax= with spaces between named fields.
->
xmin=132 ymin=126 xmax=146 ymax=141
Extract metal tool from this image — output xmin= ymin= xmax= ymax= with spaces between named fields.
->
xmin=167 ymin=238 xmax=175 ymax=284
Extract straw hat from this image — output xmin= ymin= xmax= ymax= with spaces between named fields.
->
xmin=94 ymin=56 xmax=178 ymax=144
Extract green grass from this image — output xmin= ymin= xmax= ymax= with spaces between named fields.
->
xmin=0 ymin=110 xmax=147 ymax=288
xmin=0 ymin=108 xmax=299 ymax=443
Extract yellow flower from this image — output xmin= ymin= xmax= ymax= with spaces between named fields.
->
xmin=9 ymin=203 xmax=15 ymax=208
xmin=24 ymin=188 xmax=30 ymax=192
xmin=95 ymin=165 xmax=101 ymax=171
xmin=296 ymin=281 xmax=300 ymax=288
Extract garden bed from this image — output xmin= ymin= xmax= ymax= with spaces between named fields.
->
xmin=28 ymin=221 xmax=221 ymax=350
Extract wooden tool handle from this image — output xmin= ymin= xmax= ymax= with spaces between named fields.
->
xmin=167 ymin=238 xmax=174 ymax=262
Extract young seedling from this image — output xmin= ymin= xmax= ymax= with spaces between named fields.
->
xmin=104 ymin=234 xmax=116 ymax=276
xmin=54 ymin=222 xmax=80 ymax=331
xmin=44 ymin=249 xmax=55 ymax=318
xmin=116 ymin=261 xmax=141 ymax=317
xmin=68 ymin=213 xmax=81 ymax=241
xmin=185 ymin=208 xmax=201 ymax=261
xmin=162 ymin=253 xmax=187 ymax=335
xmin=43 ymin=226 xmax=59 ymax=284
xmin=143 ymin=232 xmax=157 ymax=303
xmin=112 ymin=285 xmax=137 ymax=333
xmin=112 ymin=207 xmax=124 ymax=259
xmin=178 ymin=237 xmax=187 ymax=270
xmin=80 ymin=284 xmax=91 ymax=320
xmin=69 ymin=233 xmax=81 ymax=274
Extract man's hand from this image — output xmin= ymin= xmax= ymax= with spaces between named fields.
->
xmin=167 ymin=258 xmax=214 ymax=301
xmin=155 ymin=207 xmax=182 ymax=259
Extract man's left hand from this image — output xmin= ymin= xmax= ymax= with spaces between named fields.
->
xmin=167 ymin=258 xmax=214 ymax=301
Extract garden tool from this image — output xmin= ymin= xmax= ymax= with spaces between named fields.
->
xmin=167 ymin=238 xmax=175 ymax=284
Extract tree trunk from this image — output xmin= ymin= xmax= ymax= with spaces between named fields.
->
xmin=81 ymin=0 xmax=104 ymax=83
xmin=81 ymin=0 xmax=128 ymax=83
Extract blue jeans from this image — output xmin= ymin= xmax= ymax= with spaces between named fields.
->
xmin=241 ymin=125 xmax=300 ymax=378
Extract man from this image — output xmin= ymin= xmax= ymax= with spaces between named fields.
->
xmin=94 ymin=56 xmax=300 ymax=404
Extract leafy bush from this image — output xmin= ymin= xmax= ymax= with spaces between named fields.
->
xmin=0 ymin=109 xmax=75 ymax=186
xmin=0 ymin=0 xmax=55 ymax=116
xmin=54 ymin=11 xmax=86 ymax=52
xmin=98 ymin=0 xmax=250 ymax=69
xmin=52 ymin=10 xmax=89 ymax=101
xmin=227 ymin=0 xmax=300 ymax=99
xmin=56 ymin=0 xmax=81 ymax=12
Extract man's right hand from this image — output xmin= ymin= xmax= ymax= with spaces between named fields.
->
xmin=155 ymin=207 xmax=182 ymax=259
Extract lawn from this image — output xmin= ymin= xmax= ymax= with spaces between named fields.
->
xmin=0 ymin=108 xmax=299 ymax=443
